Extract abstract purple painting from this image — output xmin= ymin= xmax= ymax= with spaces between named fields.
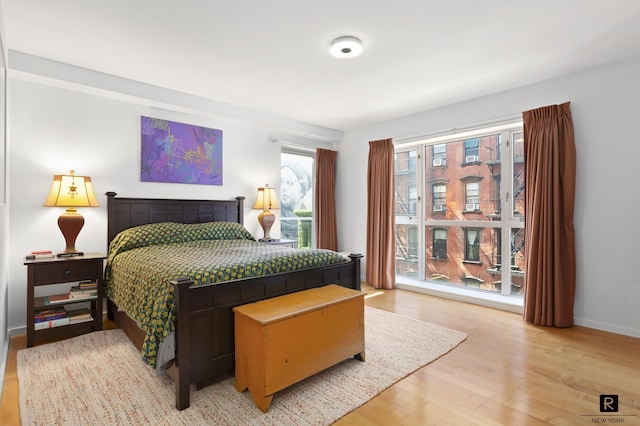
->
xmin=141 ymin=116 xmax=223 ymax=185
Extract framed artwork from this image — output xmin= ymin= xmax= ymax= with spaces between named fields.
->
xmin=141 ymin=116 xmax=223 ymax=185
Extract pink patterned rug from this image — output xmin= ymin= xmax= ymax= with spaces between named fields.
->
xmin=18 ymin=307 xmax=466 ymax=425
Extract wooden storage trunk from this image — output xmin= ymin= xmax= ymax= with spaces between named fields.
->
xmin=233 ymin=284 xmax=365 ymax=412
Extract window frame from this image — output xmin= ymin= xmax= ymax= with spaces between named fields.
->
xmin=280 ymin=149 xmax=316 ymax=248
xmin=393 ymin=121 xmax=525 ymax=299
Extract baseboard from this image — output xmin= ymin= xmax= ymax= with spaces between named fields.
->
xmin=574 ymin=317 xmax=640 ymax=339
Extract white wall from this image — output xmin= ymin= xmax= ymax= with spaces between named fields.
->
xmin=0 ymin=13 xmax=8 ymax=395
xmin=337 ymin=56 xmax=640 ymax=338
xmin=5 ymin=59 xmax=340 ymax=332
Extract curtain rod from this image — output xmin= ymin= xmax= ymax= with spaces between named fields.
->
xmin=394 ymin=114 xmax=522 ymax=145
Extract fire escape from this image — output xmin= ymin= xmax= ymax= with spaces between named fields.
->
xmin=394 ymin=190 xmax=412 ymax=261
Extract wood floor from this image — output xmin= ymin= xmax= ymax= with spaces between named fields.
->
xmin=1 ymin=285 xmax=639 ymax=425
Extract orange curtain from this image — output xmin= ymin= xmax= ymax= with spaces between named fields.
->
xmin=315 ymin=148 xmax=338 ymax=251
xmin=366 ymin=138 xmax=396 ymax=289
xmin=523 ymin=102 xmax=576 ymax=327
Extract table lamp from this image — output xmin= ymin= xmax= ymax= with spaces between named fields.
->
xmin=43 ymin=170 xmax=100 ymax=256
xmin=253 ymin=184 xmax=280 ymax=242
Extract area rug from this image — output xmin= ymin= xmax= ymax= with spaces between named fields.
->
xmin=18 ymin=306 xmax=466 ymax=426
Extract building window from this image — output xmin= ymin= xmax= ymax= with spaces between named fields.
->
xmin=432 ymin=184 xmax=446 ymax=212
xmin=408 ymin=150 xmax=417 ymax=171
xmin=464 ymin=138 xmax=479 ymax=163
xmin=432 ymin=228 xmax=447 ymax=259
xmin=432 ymin=144 xmax=446 ymax=166
xmin=465 ymin=229 xmax=480 ymax=262
xmin=465 ymin=182 xmax=479 ymax=211
xmin=408 ymin=226 xmax=418 ymax=258
xmin=408 ymin=183 xmax=417 ymax=216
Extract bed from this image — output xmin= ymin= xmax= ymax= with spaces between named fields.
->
xmin=104 ymin=192 xmax=362 ymax=410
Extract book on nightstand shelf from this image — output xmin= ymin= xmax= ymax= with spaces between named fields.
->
xmin=41 ymin=281 xmax=98 ymax=305
xmin=69 ymin=283 xmax=98 ymax=298
xmin=34 ymin=316 xmax=70 ymax=330
xmin=67 ymin=307 xmax=94 ymax=324
xmin=25 ymin=250 xmax=55 ymax=260
xmin=44 ymin=292 xmax=96 ymax=305
xmin=34 ymin=307 xmax=67 ymax=323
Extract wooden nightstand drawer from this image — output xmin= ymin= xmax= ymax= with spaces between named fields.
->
xmin=32 ymin=262 xmax=96 ymax=285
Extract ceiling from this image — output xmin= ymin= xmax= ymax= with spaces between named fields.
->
xmin=2 ymin=1 xmax=640 ymax=131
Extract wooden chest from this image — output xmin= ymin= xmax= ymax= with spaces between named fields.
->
xmin=233 ymin=284 xmax=365 ymax=412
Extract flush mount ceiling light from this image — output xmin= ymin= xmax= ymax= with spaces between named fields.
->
xmin=330 ymin=36 xmax=363 ymax=58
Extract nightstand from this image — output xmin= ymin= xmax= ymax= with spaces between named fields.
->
xmin=24 ymin=253 xmax=106 ymax=347
xmin=259 ymin=239 xmax=297 ymax=248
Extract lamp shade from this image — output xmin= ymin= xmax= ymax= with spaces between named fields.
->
xmin=43 ymin=170 xmax=100 ymax=208
xmin=43 ymin=170 xmax=99 ymax=255
xmin=253 ymin=185 xmax=280 ymax=211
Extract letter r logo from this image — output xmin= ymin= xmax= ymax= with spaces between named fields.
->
xmin=600 ymin=394 xmax=618 ymax=412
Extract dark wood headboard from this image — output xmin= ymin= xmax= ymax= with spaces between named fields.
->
xmin=106 ymin=192 xmax=246 ymax=246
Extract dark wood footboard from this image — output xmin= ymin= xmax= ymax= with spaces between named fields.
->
xmin=171 ymin=254 xmax=362 ymax=410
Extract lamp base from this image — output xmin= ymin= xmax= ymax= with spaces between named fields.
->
xmin=257 ymin=210 xmax=276 ymax=241
xmin=57 ymin=208 xmax=85 ymax=255
xmin=258 ymin=238 xmax=276 ymax=242
xmin=57 ymin=252 xmax=85 ymax=258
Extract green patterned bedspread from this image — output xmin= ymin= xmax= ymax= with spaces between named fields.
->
xmin=104 ymin=222 xmax=348 ymax=367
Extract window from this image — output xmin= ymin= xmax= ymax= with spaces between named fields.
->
xmin=408 ymin=150 xmax=417 ymax=171
xmin=394 ymin=148 xmax=419 ymax=277
xmin=464 ymin=138 xmax=479 ymax=163
xmin=432 ymin=228 xmax=447 ymax=259
xmin=432 ymin=144 xmax=446 ymax=166
xmin=464 ymin=229 xmax=480 ymax=262
xmin=465 ymin=182 xmax=479 ymax=211
xmin=394 ymin=123 xmax=525 ymax=298
xmin=395 ymin=224 xmax=419 ymax=276
xmin=432 ymin=184 xmax=446 ymax=211
xmin=395 ymin=150 xmax=418 ymax=217
xmin=408 ymin=183 xmax=417 ymax=216
xmin=281 ymin=152 xmax=314 ymax=248
xmin=408 ymin=226 xmax=418 ymax=258
xmin=512 ymin=131 xmax=525 ymax=216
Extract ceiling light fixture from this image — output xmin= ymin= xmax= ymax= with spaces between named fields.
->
xmin=330 ymin=36 xmax=363 ymax=59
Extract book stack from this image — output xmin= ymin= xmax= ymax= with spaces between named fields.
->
xmin=66 ymin=307 xmax=94 ymax=324
xmin=43 ymin=282 xmax=99 ymax=305
xmin=34 ymin=307 xmax=69 ymax=330
xmin=69 ymin=281 xmax=98 ymax=299
xmin=25 ymin=250 xmax=55 ymax=260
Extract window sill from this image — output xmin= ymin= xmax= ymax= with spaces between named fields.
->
xmin=396 ymin=278 xmax=523 ymax=314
